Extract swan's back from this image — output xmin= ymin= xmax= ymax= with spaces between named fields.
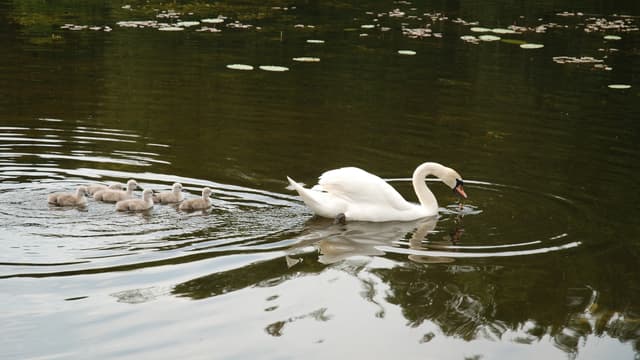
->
xmin=318 ymin=167 xmax=413 ymax=211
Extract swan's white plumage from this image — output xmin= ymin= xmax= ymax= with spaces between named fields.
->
xmin=317 ymin=167 xmax=413 ymax=211
xmin=287 ymin=162 xmax=465 ymax=222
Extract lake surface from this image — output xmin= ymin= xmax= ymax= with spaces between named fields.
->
xmin=1 ymin=0 xmax=639 ymax=359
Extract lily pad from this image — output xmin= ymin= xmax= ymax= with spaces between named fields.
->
xmin=226 ymin=64 xmax=254 ymax=70
xmin=492 ymin=28 xmax=517 ymax=34
xmin=292 ymin=57 xmax=320 ymax=62
xmin=479 ymin=34 xmax=501 ymax=41
xmin=501 ymin=39 xmax=527 ymax=45
xmin=607 ymin=84 xmax=631 ymax=89
xmin=520 ymin=43 xmax=544 ymax=49
xmin=158 ymin=26 xmax=184 ymax=31
xmin=176 ymin=21 xmax=200 ymax=27
xmin=397 ymin=50 xmax=417 ymax=55
xmin=470 ymin=27 xmax=491 ymax=33
xmin=202 ymin=18 xmax=225 ymax=24
xmin=259 ymin=65 xmax=289 ymax=72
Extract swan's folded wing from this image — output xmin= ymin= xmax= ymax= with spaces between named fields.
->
xmin=318 ymin=167 xmax=413 ymax=211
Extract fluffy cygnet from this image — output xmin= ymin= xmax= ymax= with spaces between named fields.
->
xmin=48 ymin=186 xmax=88 ymax=206
xmin=115 ymin=189 xmax=154 ymax=212
xmin=87 ymin=182 xmax=123 ymax=195
xmin=94 ymin=179 xmax=138 ymax=202
xmin=179 ymin=187 xmax=213 ymax=211
xmin=152 ymin=182 xmax=184 ymax=204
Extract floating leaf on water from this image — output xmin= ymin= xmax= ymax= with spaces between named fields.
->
xmin=226 ymin=64 xmax=254 ymax=71
xmin=158 ymin=26 xmax=184 ymax=31
xmin=176 ymin=21 xmax=200 ymax=27
xmin=603 ymin=35 xmax=622 ymax=40
xmin=520 ymin=43 xmax=544 ymax=49
xmin=306 ymin=39 xmax=325 ymax=44
xmin=397 ymin=50 xmax=417 ymax=55
xmin=292 ymin=57 xmax=320 ymax=62
xmin=608 ymin=84 xmax=631 ymax=89
xmin=470 ymin=27 xmax=491 ymax=33
xmin=259 ymin=65 xmax=289 ymax=72
xmin=492 ymin=28 xmax=517 ymax=34
xmin=202 ymin=18 xmax=225 ymax=24
xmin=501 ymin=39 xmax=527 ymax=45
xmin=479 ymin=34 xmax=501 ymax=41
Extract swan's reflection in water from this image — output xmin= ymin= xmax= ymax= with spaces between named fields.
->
xmin=290 ymin=214 xmax=465 ymax=264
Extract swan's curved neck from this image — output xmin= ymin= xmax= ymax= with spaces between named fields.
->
xmin=412 ymin=162 xmax=444 ymax=213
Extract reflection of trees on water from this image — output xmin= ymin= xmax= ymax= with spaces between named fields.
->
xmin=172 ymin=216 xmax=639 ymax=356
xmin=376 ymin=262 xmax=640 ymax=355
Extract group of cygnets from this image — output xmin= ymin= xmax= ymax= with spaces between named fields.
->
xmin=47 ymin=179 xmax=213 ymax=212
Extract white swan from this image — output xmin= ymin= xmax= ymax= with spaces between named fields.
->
xmin=115 ymin=189 xmax=154 ymax=211
xmin=286 ymin=162 xmax=467 ymax=222
xmin=179 ymin=187 xmax=213 ymax=211
xmin=48 ymin=186 xmax=88 ymax=206
xmin=152 ymin=182 xmax=183 ymax=204
xmin=94 ymin=179 xmax=138 ymax=202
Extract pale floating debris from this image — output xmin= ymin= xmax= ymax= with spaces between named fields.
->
xmin=176 ymin=21 xmax=200 ymax=27
xmin=452 ymin=18 xmax=479 ymax=26
xmin=479 ymin=34 xmax=501 ymax=41
xmin=121 ymin=5 xmax=131 ymax=10
xmin=359 ymin=33 xmax=369 ymax=37
xmin=552 ymin=56 xmax=604 ymax=64
xmin=117 ymin=20 xmax=158 ymax=28
xmin=556 ymin=11 xmax=583 ymax=17
xmin=227 ymin=21 xmax=253 ymax=29
xmin=89 ymin=26 xmax=102 ymax=31
xmin=603 ymin=35 xmax=622 ymax=40
xmin=470 ymin=27 xmax=491 ymax=33
xmin=520 ymin=43 xmax=544 ymax=49
xmin=397 ymin=50 xmax=416 ymax=55
xmin=226 ymin=64 xmax=254 ymax=71
xmin=259 ymin=65 xmax=289 ymax=72
xmin=361 ymin=24 xmax=376 ymax=29
xmin=158 ymin=26 xmax=184 ymax=31
xmin=381 ymin=27 xmax=391 ymax=32
xmin=306 ymin=39 xmax=325 ymax=44
xmin=104 ymin=26 xmax=112 ymax=32
xmin=460 ymin=35 xmax=480 ymax=44
xmin=157 ymin=10 xmax=181 ymax=19
xmin=202 ymin=18 xmax=225 ymax=24
xmin=388 ymin=9 xmax=406 ymax=18
xmin=402 ymin=26 xmax=432 ymax=38
xmin=492 ymin=28 xmax=517 ymax=34
xmin=608 ymin=84 xmax=631 ymax=89
xmin=292 ymin=57 xmax=320 ymax=62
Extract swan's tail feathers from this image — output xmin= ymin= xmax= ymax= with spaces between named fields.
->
xmin=286 ymin=176 xmax=306 ymax=191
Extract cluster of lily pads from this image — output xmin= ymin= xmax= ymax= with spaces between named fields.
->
xmin=54 ymin=2 xmax=635 ymax=88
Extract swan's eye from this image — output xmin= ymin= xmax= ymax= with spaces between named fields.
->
xmin=455 ymin=179 xmax=464 ymax=188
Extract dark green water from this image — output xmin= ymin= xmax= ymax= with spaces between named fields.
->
xmin=1 ymin=1 xmax=639 ymax=359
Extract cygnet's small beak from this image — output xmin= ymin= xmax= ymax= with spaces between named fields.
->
xmin=454 ymin=184 xmax=467 ymax=198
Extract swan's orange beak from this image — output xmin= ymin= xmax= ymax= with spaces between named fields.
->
xmin=454 ymin=184 xmax=467 ymax=198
